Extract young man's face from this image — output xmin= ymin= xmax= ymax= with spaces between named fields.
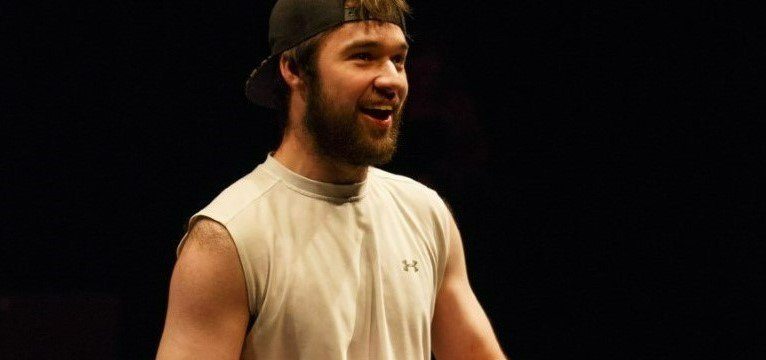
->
xmin=304 ymin=20 xmax=409 ymax=167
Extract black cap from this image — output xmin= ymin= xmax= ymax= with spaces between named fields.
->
xmin=245 ymin=0 xmax=407 ymax=109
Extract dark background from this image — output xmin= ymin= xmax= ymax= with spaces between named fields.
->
xmin=2 ymin=1 xmax=761 ymax=359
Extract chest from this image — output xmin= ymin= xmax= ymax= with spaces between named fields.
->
xmin=255 ymin=200 xmax=439 ymax=341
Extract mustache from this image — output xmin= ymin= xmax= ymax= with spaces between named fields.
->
xmin=359 ymin=99 xmax=406 ymax=113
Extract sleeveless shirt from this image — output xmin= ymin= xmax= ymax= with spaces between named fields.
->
xmin=178 ymin=154 xmax=451 ymax=360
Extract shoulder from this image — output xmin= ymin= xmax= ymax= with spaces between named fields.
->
xmin=369 ymin=167 xmax=446 ymax=204
xmin=369 ymin=167 xmax=453 ymax=225
xmin=180 ymin=217 xmax=236 ymax=256
xmin=200 ymin=165 xmax=281 ymax=224
xmin=158 ymin=217 xmax=250 ymax=359
xmin=370 ymin=167 xmax=452 ymax=211
xmin=175 ymin=217 xmax=244 ymax=301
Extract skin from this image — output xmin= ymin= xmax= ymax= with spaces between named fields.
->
xmin=274 ymin=21 xmax=408 ymax=184
xmin=156 ymin=218 xmax=249 ymax=360
xmin=157 ymin=20 xmax=507 ymax=360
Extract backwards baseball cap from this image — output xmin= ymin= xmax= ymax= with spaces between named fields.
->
xmin=244 ymin=0 xmax=408 ymax=109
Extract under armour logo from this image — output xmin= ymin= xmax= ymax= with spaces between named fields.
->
xmin=402 ymin=260 xmax=419 ymax=272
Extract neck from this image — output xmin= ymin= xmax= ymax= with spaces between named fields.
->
xmin=272 ymin=127 xmax=369 ymax=184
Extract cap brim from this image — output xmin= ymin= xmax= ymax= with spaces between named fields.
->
xmin=245 ymin=54 xmax=281 ymax=109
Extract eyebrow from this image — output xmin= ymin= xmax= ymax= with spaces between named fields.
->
xmin=344 ymin=40 xmax=409 ymax=52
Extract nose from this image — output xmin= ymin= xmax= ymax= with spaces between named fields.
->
xmin=373 ymin=61 xmax=407 ymax=102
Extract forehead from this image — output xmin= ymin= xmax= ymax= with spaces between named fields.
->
xmin=321 ymin=20 xmax=408 ymax=52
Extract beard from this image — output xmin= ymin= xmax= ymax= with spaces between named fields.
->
xmin=303 ymin=77 xmax=404 ymax=167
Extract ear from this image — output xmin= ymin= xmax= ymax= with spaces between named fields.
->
xmin=279 ymin=55 xmax=304 ymax=91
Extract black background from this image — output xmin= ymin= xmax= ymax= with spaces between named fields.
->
xmin=2 ymin=1 xmax=761 ymax=359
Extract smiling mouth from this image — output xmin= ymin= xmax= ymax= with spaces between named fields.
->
xmin=360 ymin=107 xmax=393 ymax=120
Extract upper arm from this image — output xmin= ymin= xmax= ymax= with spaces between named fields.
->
xmin=156 ymin=217 xmax=250 ymax=360
xmin=432 ymin=214 xmax=507 ymax=360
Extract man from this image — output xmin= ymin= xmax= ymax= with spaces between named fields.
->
xmin=156 ymin=0 xmax=507 ymax=359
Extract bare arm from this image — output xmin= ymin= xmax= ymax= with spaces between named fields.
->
xmin=156 ymin=218 xmax=250 ymax=360
xmin=432 ymin=214 xmax=508 ymax=360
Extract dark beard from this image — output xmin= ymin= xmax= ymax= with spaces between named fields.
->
xmin=303 ymin=77 xmax=403 ymax=167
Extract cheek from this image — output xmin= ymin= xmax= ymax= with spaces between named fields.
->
xmin=328 ymin=77 xmax=369 ymax=107
xmin=317 ymin=65 xmax=376 ymax=107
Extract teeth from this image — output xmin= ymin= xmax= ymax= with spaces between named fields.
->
xmin=366 ymin=105 xmax=393 ymax=111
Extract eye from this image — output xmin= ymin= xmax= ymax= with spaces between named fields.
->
xmin=392 ymin=54 xmax=407 ymax=67
xmin=352 ymin=52 xmax=372 ymax=61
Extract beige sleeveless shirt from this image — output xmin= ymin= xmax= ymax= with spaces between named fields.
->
xmin=178 ymin=154 xmax=451 ymax=360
